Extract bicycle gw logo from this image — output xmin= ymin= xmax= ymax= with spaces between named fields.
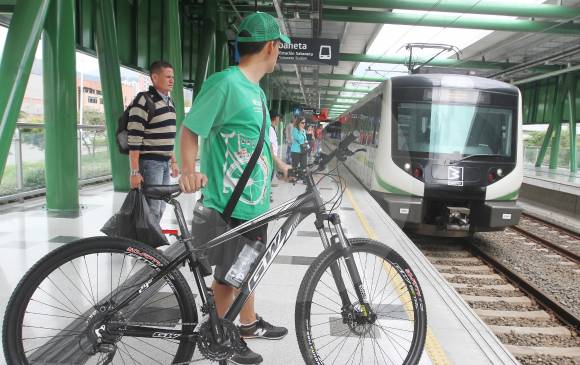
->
xmin=447 ymin=166 xmax=464 ymax=186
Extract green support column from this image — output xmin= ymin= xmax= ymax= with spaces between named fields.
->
xmin=195 ymin=0 xmax=216 ymax=95
xmin=164 ymin=0 xmax=185 ymax=164
xmin=94 ymin=0 xmax=130 ymax=191
xmin=548 ymin=76 xmax=566 ymax=169
xmin=567 ymin=75 xmax=577 ymax=172
xmin=215 ymin=12 xmax=229 ymax=72
xmin=165 ymin=0 xmax=184 ymax=125
xmin=549 ymin=116 xmax=563 ymax=169
xmin=0 ymin=0 xmax=51 ymax=182
xmin=43 ymin=0 xmax=78 ymax=212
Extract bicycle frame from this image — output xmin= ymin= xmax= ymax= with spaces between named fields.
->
xmin=109 ymin=168 xmax=371 ymax=344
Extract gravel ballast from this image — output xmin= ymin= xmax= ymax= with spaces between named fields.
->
xmin=474 ymin=231 xmax=580 ymax=318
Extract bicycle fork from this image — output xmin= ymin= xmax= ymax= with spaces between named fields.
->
xmin=316 ymin=213 xmax=373 ymax=318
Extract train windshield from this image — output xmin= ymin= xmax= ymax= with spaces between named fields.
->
xmin=394 ymin=90 xmax=515 ymax=158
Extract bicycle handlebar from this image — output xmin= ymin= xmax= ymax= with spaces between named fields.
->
xmin=315 ymin=131 xmax=360 ymax=172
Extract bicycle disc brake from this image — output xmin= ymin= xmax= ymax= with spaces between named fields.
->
xmin=197 ymin=319 xmax=244 ymax=361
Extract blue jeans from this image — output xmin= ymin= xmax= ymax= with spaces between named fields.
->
xmin=139 ymin=158 xmax=170 ymax=224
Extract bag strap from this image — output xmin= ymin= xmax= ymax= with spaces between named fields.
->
xmin=222 ymin=96 xmax=267 ymax=222
xmin=129 ymin=92 xmax=155 ymax=124
xmin=142 ymin=92 xmax=156 ymax=124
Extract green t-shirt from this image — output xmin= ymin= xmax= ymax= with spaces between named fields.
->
xmin=183 ymin=66 xmax=273 ymax=220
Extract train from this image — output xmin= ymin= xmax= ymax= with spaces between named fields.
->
xmin=327 ymin=74 xmax=523 ymax=236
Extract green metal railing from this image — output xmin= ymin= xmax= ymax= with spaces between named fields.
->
xmin=0 ymin=123 xmax=111 ymax=202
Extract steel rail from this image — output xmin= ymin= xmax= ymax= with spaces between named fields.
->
xmin=467 ymin=243 xmax=580 ymax=333
xmin=509 ymin=225 xmax=580 ymax=265
xmin=521 ymin=212 xmax=580 ymax=238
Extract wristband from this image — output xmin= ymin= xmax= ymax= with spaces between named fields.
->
xmin=130 ymin=170 xmax=141 ymax=176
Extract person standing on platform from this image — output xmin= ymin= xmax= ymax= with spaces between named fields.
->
xmin=314 ymin=124 xmax=323 ymax=159
xmin=306 ymin=125 xmax=314 ymax=160
xmin=179 ymin=12 xmax=290 ymax=365
xmin=285 ymin=116 xmax=295 ymax=164
xmin=291 ymin=118 xmax=308 ymax=181
xmin=127 ymin=61 xmax=179 ymax=223
xmin=268 ymin=110 xmax=290 ymax=202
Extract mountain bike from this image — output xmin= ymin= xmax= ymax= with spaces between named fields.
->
xmin=3 ymin=133 xmax=427 ymax=365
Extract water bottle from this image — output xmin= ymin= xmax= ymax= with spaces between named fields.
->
xmin=225 ymin=240 xmax=265 ymax=288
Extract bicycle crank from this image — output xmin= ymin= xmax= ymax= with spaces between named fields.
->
xmin=197 ymin=319 xmax=245 ymax=361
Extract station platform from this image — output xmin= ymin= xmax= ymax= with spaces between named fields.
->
xmin=521 ymin=166 xmax=580 ymax=233
xmin=0 ymin=167 xmax=518 ymax=365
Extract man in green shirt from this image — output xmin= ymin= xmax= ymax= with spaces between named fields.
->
xmin=179 ymin=12 xmax=290 ymax=365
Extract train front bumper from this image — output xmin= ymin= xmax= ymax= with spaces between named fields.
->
xmin=472 ymin=201 xmax=522 ymax=230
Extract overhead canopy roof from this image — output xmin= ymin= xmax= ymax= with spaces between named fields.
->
xmin=224 ymin=0 xmax=580 ymax=111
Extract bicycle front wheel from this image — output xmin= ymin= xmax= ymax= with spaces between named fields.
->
xmin=295 ymin=238 xmax=427 ymax=365
xmin=3 ymin=237 xmax=197 ymax=364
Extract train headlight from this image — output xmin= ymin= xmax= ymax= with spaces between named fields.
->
xmin=487 ymin=168 xmax=506 ymax=184
xmin=404 ymin=163 xmax=411 ymax=171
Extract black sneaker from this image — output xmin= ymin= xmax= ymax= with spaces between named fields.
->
xmin=229 ymin=338 xmax=263 ymax=364
xmin=239 ymin=314 xmax=288 ymax=340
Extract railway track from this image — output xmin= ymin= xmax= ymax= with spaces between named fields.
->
xmin=414 ymin=237 xmax=580 ymax=365
xmin=510 ymin=214 xmax=580 ymax=264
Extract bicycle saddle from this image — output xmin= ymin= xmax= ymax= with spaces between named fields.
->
xmin=142 ymin=184 xmax=181 ymax=200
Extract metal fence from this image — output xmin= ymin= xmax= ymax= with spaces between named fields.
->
xmin=0 ymin=123 xmax=112 ymax=202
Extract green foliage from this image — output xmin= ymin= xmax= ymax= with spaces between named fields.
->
xmin=81 ymin=151 xmax=111 ymax=179
xmin=0 ymin=161 xmax=46 ymax=196
xmin=525 ymin=131 xmax=545 ymax=147
xmin=0 ymin=152 xmax=111 ymax=197
xmin=82 ymin=110 xmax=105 ymax=126
xmin=20 ymin=128 xmax=45 ymax=150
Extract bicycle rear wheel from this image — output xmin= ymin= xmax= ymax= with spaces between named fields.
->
xmin=295 ymin=238 xmax=427 ymax=365
xmin=3 ymin=237 xmax=197 ymax=364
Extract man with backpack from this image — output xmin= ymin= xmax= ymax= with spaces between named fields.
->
xmin=179 ymin=12 xmax=290 ymax=364
xmin=126 ymin=61 xmax=179 ymax=223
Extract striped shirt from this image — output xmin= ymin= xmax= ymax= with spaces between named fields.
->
xmin=127 ymin=86 xmax=176 ymax=161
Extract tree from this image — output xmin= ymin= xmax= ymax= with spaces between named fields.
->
xmin=80 ymin=111 xmax=106 ymax=155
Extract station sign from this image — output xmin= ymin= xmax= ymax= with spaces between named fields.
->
xmin=278 ymin=38 xmax=340 ymax=66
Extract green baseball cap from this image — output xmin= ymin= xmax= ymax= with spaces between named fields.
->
xmin=237 ymin=12 xmax=291 ymax=44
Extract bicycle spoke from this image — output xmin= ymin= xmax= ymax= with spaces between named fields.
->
xmin=119 ymin=341 xmax=143 ymax=365
xmin=83 ymin=255 xmax=96 ymax=303
xmin=43 ymin=277 xmax=83 ymax=315
xmin=25 ymin=310 xmax=86 ymax=321
xmin=131 ymin=337 xmax=176 ymax=357
xmin=56 ymin=268 xmax=96 ymax=308
xmin=28 ymin=298 xmax=86 ymax=319
xmin=120 ymin=340 xmax=165 ymax=364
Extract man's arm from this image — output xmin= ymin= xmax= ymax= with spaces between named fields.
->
xmin=128 ymin=150 xmax=143 ymax=188
xmin=179 ymin=126 xmax=207 ymax=193
xmin=127 ymin=96 xmax=147 ymax=188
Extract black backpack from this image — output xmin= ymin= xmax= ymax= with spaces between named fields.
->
xmin=116 ymin=92 xmax=155 ymax=154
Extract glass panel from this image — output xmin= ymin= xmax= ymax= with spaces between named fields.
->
xmin=395 ymin=102 xmax=513 ymax=157
xmin=0 ymin=134 xmax=18 ymax=196
xmin=79 ymin=127 xmax=110 ymax=179
xmin=346 ymin=94 xmax=382 ymax=146
xmin=19 ymin=126 xmax=46 ymax=191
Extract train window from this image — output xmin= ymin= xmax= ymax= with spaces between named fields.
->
xmin=346 ymin=94 xmax=382 ymax=146
xmin=394 ymin=102 xmax=514 ymax=158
